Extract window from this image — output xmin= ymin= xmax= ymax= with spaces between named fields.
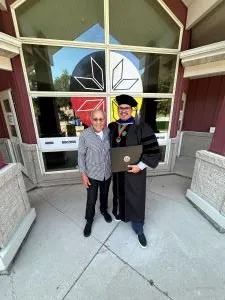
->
xmin=43 ymin=151 xmax=78 ymax=172
xmin=13 ymin=0 xmax=182 ymax=172
xmin=110 ymin=51 xmax=176 ymax=93
xmin=16 ymin=0 xmax=105 ymax=43
xmin=33 ymin=96 xmax=106 ymax=138
xmin=109 ymin=0 xmax=180 ymax=48
xmin=23 ymin=45 xmax=105 ymax=92
xmin=111 ymin=97 xmax=171 ymax=144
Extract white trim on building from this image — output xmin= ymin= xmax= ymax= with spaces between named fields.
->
xmin=0 ymin=32 xmax=21 ymax=71
xmin=0 ymin=0 xmax=6 ymax=10
xmin=0 ymin=32 xmax=21 ymax=56
xmin=180 ymin=41 xmax=225 ymax=78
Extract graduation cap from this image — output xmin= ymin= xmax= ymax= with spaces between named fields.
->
xmin=115 ymin=94 xmax=138 ymax=107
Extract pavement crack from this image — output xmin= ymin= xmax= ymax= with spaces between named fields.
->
xmin=102 ymin=221 xmax=121 ymax=244
xmin=58 ymin=244 xmax=104 ymax=300
xmin=105 ymin=245 xmax=174 ymax=300
xmin=57 ymin=221 xmax=120 ymax=300
xmin=148 ymin=279 xmax=174 ymax=300
xmin=10 ymin=271 xmax=16 ymax=300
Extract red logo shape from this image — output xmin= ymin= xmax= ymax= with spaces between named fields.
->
xmin=70 ymin=97 xmax=106 ymax=126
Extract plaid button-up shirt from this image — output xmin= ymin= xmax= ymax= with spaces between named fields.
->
xmin=78 ymin=127 xmax=111 ymax=181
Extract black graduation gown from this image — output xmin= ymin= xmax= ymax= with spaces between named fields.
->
xmin=108 ymin=119 xmax=160 ymax=223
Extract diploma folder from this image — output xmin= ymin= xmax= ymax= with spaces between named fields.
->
xmin=110 ymin=145 xmax=143 ymax=173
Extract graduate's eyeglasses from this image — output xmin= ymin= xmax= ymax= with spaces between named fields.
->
xmin=93 ymin=118 xmax=104 ymax=122
xmin=118 ymin=106 xmax=132 ymax=111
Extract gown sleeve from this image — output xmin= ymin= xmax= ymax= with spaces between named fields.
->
xmin=139 ymin=123 xmax=161 ymax=169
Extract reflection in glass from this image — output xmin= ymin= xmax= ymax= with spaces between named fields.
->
xmin=141 ymin=98 xmax=171 ymax=133
xmin=160 ymin=146 xmax=166 ymax=162
xmin=111 ymin=51 xmax=176 ymax=93
xmin=3 ymin=100 xmax=11 ymax=113
xmin=23 ymin=45 xmax=105 ymax=92
xmin=33 ymin=97 xmax=82 ymax=138
xmin=32 ymin=97 xmax=106 ymax=138
xmin=43 ymin=151 xmax=78 ymax=172
xmin=110 ymin=97 xmax=171 ymax=134
xmin=109 ymin=0 xmax=180 ymax=48
xmin=15 ymin=0 xmax=104 ymax=43
xmin=10 ymin=125 xmax=17 ymax=137
xmin=110 ymin=96 xmax=142 ymax=121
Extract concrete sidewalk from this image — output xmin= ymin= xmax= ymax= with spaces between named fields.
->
xmin=1 ymin=175 xmax=225 ymax=300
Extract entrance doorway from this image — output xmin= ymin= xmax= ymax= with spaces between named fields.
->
xmin=0 ymin=89 xmax=27 ymax=174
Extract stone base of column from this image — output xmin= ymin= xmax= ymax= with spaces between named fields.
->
xmin=0 ymin=163 xmax=36 ymax=272
xmin=186 ymin=150 xmax=225 ymax=233
xmin=0 ymin=208 xmax=36 ymax=272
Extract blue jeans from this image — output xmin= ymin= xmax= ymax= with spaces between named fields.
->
xmin=131 ymin=221 xmax=144 ymax=235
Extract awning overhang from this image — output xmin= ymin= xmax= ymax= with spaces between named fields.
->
xmin=0 ymin=32 xmax=21 ymax=71
xmin=180 ymin=41 xmax=225 ymax=79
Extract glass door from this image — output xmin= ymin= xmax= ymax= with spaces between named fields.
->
xmin=0 ymin=90 xmax=27 ymax=174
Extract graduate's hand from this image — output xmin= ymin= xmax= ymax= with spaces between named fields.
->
xmin=81 ymin=172 xmax=91 ymax=188
xmin=127 ymin=165 xmax=141 ymax=173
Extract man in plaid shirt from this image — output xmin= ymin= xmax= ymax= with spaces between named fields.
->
xmin=78 ymin=109 xmax=112 ymax=237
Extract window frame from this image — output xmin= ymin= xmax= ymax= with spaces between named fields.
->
xmin=11 ymin=0 xmax=183 ymax=174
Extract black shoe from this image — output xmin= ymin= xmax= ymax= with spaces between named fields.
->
xmin=101 ymin=211 xmax=112 ymax=223
xmin=83 ymin=221 xmax=92 ymax=237
xmin=112 ymin=209 xmax=120 ymax=222
xmin=138 ymin=233 xmax=147 ymax=248
xmin=114 ymin=214 xmax=121 ymax=222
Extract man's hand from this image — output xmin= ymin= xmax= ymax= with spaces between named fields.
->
xmin=127 ymin=165 xmax=141 ymax=173
xmin=81 ymin=172 xmax=91 ymax=188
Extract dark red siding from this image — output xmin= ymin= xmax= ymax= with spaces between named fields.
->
xmin=162 ymin=0 xmax=190 ymax=138
xmin=210 ymin=94 xmax=225 ymax=155
xmin=0 ymin=70 xmax=11 ymax=138
xmin=163 ymin=0 xmax=187 ymax=25
xmin=0 ymin=66 xmax=36 ymax=143
xmin=0 ymin=69 xmax=12 ymax=91
xmin=162 ymin=0 xmax=190 ymax=51
xmin=11 ymin=56 xmax=36 ymax=144
xmin=0 ymin=104 xmax=9 ymax=138
xmin=182 ymin=76 xmax=225 ymax=132
xmin=0 ymin=0 xmax=16 ymax=36
xmin=0 ymin=1 xmax=36 ymax=144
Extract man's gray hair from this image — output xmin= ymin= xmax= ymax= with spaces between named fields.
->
xmin=90 ymin=109 xmax=106 ymax=120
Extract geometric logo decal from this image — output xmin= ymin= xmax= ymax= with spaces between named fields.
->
xmin=110 ymin=52 xmax=143 ymax=93
xmin=77 ymin=98 xmax=105 ymax=111
xmin=74 ymin=57 xmax=104 ymax=91
xmin=70 ymin=97 xmax=106 ymax=127
xmin=112 ymin=59 xmax=139 ymax=91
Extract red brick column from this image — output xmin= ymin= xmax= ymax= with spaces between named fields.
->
xmin=209 ymin=95 xmax=225 ymax=156
xmin=0 ymin=0 xmax=36 ymax=144
xmin=161 ymin=0 xmax=191 ymax=139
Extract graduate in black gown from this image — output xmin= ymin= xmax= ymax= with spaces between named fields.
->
xmin=108 ymin=94 xmax=160 ymax=248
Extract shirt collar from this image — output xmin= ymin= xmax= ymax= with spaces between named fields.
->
xmin=116 ymin=116 xmax=134 ymax=125
xmin=91 ymin=126 xmax=109 ymax=136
